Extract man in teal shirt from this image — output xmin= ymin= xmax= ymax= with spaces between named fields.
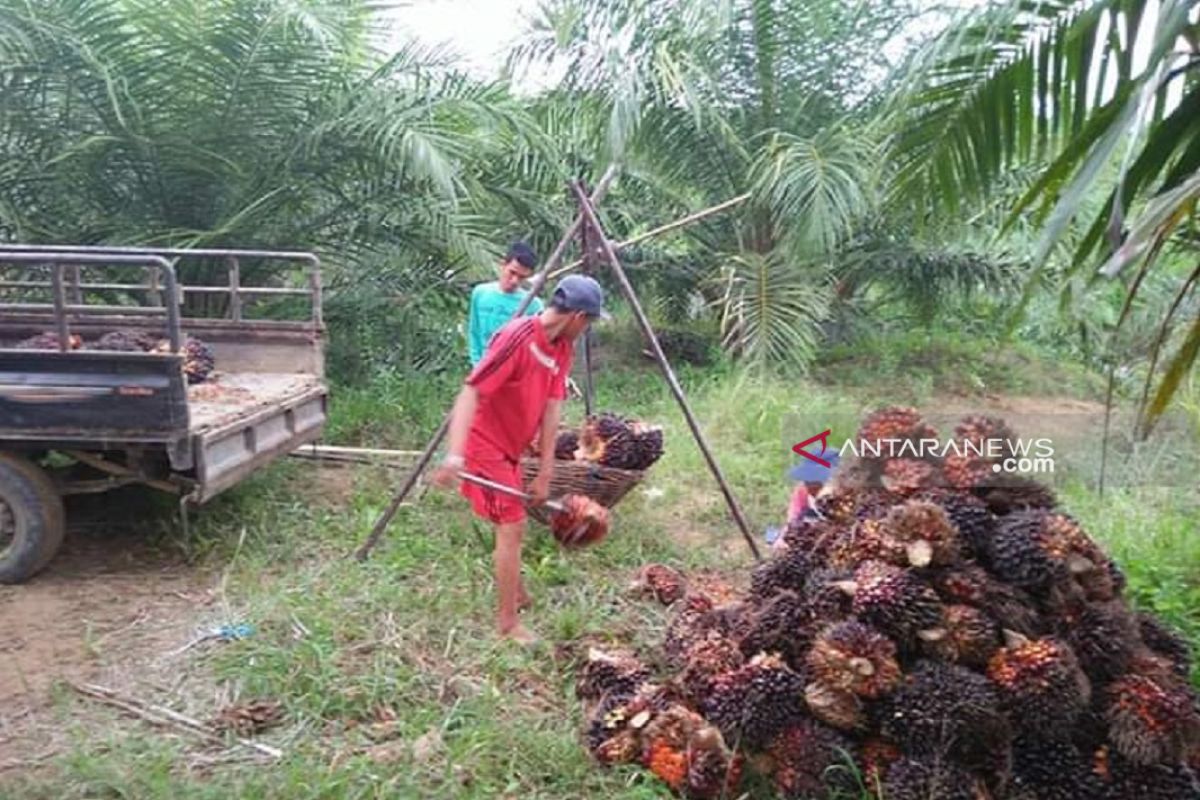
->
xmin=467 ymin=241 xmax=544 ymax=366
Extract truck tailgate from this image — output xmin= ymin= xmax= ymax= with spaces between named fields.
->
xmin=188 ymin=373 xmax=327 ymax=502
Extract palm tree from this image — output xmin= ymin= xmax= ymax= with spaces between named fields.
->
xmin=507 ymin=0 xmax=941 ymax=369
xmin=894 ymin=0 xmax=1200 ymax=434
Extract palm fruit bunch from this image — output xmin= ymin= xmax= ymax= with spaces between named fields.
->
xmin=15 ymin=332 xmax=83 ymax=350
xmin=584 ymin=407 xmax=1200 ymax=800
xmin=152 ymin=335 xmax=215 ymax=383
xmin=554 ymin=429 xmax=579 ymax=460
xmin=765 ymin=720 xmax=858 ymax=799
xmin=576 ymin=648 xmax=653 ymax=707
xmin=630 ymin=563 xmax=688 ymax=606
xmin=549 ymin=494 xmax=610 ymax=547
xmin=92 ymin=329 xmax=159 ymax=352
xmin=572 ymin=412 xmax=665 ymax=470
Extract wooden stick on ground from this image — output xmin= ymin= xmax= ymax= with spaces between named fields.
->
xmin=353 ymin=164 xmax=621 ymax=561
xmin=70 ymin=682 xmax=283 ymax=760
xmin=570 ymin=182 xmax=761 ymax=561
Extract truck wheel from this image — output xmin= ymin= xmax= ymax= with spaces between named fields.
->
xmin=0 ymin=453 xmax=66 ymax=583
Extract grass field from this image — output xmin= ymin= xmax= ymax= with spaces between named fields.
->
xmin=3 ymin=338 xmax=1197 ymax=799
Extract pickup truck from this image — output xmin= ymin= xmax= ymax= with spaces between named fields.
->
xmin=0 ymin=245 xmax=328 ymax=582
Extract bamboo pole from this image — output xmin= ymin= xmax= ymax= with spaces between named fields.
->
xmin=569 ymin=183 xmax=761 ymax=561
xmin=354 ymin=165 xmax=620 ymax=561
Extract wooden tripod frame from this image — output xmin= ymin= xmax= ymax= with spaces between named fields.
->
xmin=354 ymin=170 xmax=759 ymax=561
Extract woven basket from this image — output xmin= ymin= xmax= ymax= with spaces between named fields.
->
xmin=520 ymin=458 xmax=645 ymax=526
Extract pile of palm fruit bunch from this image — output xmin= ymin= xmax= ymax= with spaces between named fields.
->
xmin=13 ymin=332 xmax=83 ymax=350
xmin=554 ymin=411 xmax=665 ymax=471
xmin=94 ymin=329 xmax=216 ymax=383
xmin=577 ymin=406 xmax=1200 ymax=799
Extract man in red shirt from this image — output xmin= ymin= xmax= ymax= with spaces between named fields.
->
xmin=432 ymin=275 xmax=607 ymax=643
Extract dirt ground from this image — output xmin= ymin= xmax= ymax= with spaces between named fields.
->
xmin=0 ymin=493 xmax=223 ymax=768
xmin=0 ymin=464 xmax=367 ymax=770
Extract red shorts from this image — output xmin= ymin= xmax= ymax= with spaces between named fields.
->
xmin=460 ymin=442 xmax=526 ymax=525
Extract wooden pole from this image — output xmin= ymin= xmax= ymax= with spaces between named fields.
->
xmin=579 ymin=197 xmax=596 ymax=416
xmin=548 ymin=192 xmax=751 ymax=281
xmin=354 ymin=166 xmax=620 ymax=561
xmin=570 ymin=183 xmax=761 ymax=561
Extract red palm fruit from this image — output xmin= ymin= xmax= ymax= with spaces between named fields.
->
xmin=942 ymin=453 xmax=992 ymax=490
xmin=684 ymin=726 xmax=742 ymax=800
xmin=700 ymin=653 xmax=806 ymax=749
xmin=881 ymin=458 xmax=937 ymax=496
xmin=804 ymin=681 xmax=866 ymax=732
xmin=928 ymin=565 xmax=1042 ymax=637
xmin=16 ymin=332 xmax=84 ymax=350
xmin=954 ymin=414 xmax=1018 ymax=456
xmin=827 ymin=518 xmax=904 ymax=571
xmin=915 ymin=489 xmax=997 ymax=562
xmin=973 ymin=474 xmax=1057 ymax=514
xmin=663 ymin=593 xmax=717 ymax=664
xmin=989 ymin=510 xmax=1098 ymax=593
xmin=1049 ymin=599 xmax=1138 ymax=683
xmin=882 ymin=757 xmax=990 ymax=800
xmin=878 ymin=661 xmax=1008 ymax=768
xmin=1136 ymin=612 xmax=1195 ymax=679
xmin=644 ymin=739 xmax=687 ymax=788
xmin=837 ymin=561 xmax=944 ymax=645
xmin=676 ymin=632 xmax=744 ymax=703
xmin=550 ymin=494 xmax=610 ymax=546
xmin=737 ymin=589 xmax=812 ymax=663
xmin=807 ymin=620 xmax=901 ymax=699
xmin=920 ymin=604 xmax=1000 ymax=668
xmin=881 ymin=499 xmax=961 ymax=567
xmin=1098 ymin=748 xmax=1200 ymax=800
xmin=766 ymin=720 xmax=858 ymax=800
xmin=630 ymin=563 xmax=687 ymax=606
xmin=554 ymin=429 xmax=579 ymax=460
xmin=986 ymin=633 xmax=1091 ymax=736
xmin=857 ymin=406 xmax=924 ymax=445
xmin=858 ymin=738 xmax=902 ymax=795
xmin=1009 ymin=735 xmax=1105 ymax=800
xmin=576 ymin=647 xmax=652 ymax=704
xmin=1104 ymin=671 xmax=1200 ymax=766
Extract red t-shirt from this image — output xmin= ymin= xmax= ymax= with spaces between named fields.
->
xmin=465 ymin=316 xmax=574 ymax=461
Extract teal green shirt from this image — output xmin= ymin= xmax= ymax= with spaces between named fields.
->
xmin=468 ymin=281 xmax=543 ymax=365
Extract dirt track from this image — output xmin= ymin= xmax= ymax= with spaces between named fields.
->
xmin=0 ymin=494 xmax=213 ymax=762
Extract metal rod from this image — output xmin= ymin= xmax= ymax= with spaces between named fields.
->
xmin=456 ymin=470 xmax=565 ymax=512
xmin=68 ymin=264 xmax=83 ymax=305
xmin=353 ymin=165 xmax=620 ymax=562
xmin=548 ymin=192 xmax=751 ymax=280
xmin=50 ymin=265 xmax=70 ymax=351
xmin=570 ymin=182 xmax=761 ymax=561
xmin=227 ymin=256 xmax=243 ymax=322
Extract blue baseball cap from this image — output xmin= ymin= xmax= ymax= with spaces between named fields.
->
xmin=788 ymin=452 xmax=839 ymax=483
xmin=551 ymin=274 xmax=610 ymax=320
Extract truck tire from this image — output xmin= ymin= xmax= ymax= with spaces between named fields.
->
xmin=0 ymin=453 xmax=66 ymax=583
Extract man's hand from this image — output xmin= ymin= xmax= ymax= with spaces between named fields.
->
xmin=431 ymin=455 xmax=464 ymax=490
xmin=529 ymin=470 xmax=552 ymax=506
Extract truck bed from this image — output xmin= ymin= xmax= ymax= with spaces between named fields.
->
xmin=188 ymin=372 xmax=324 ymax=434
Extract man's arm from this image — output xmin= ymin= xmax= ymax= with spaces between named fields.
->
xmin=530 ymin=399 xmax=561 ymax=504
xmin=431 ymin=383 xmax=479 ymax=488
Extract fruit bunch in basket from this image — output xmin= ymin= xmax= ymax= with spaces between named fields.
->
xmin=555 ymin=412 xmax=665 ymax=471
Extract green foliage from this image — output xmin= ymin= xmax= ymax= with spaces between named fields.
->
xmin=894 ymin=0 xmax=1200 ymax=433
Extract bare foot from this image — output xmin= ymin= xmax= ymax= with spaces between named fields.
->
xmin=500 ymin=623 xmax=539 ymax=645
xmin=517 ymin=588 xmax=534 ymax=612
